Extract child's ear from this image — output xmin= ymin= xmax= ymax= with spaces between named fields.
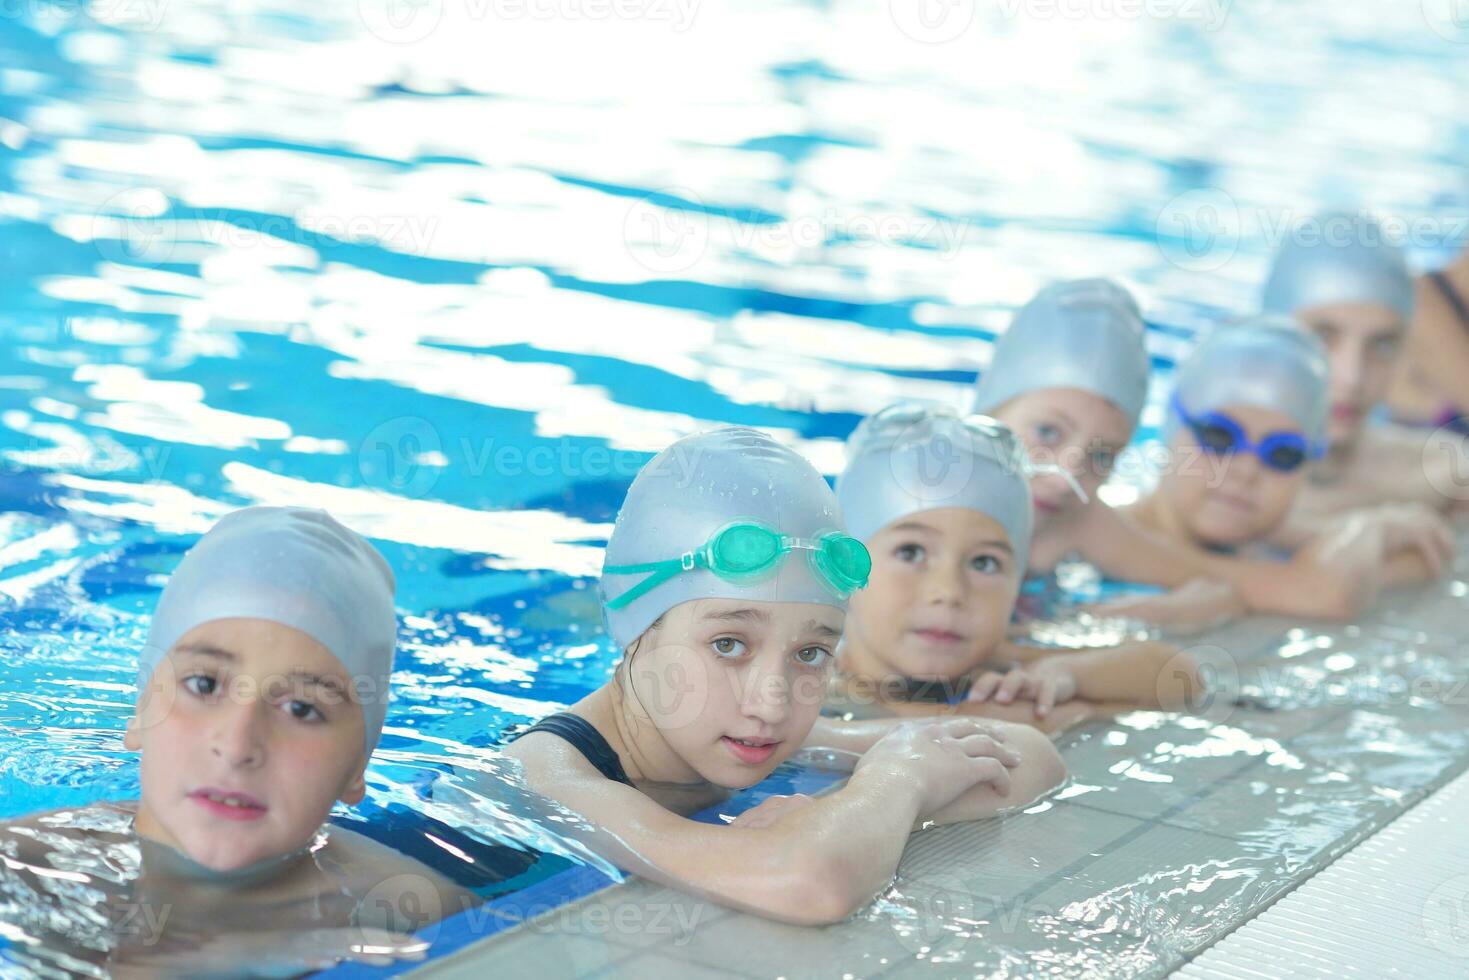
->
xmin=123 ymin=715 xmax=141 ymax=751
xmin=339 ymin=767 xmax=367 ymax=806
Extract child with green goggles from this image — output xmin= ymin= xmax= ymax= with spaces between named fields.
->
xmin=503 ymin=426 xmax=1066 ymax=925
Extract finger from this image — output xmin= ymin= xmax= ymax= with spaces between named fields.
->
xmin=954 ymin=732 xmax=1021 ymax=766
xmin=1416 ymin=530 xmax=1445 ymax=576
xmin=939 ymin=717 xmax=1007 ymax=741
xmin=970 ymin=757 xmax=1012 ymax=796
xmin=996 ymin=670 xmax=1029 ymax=704
xmin=1036 ymin=677 xmax=1057 ymax=717
xmin=966 ymin=672 xmax=1005 ymax=702
xmin=1436 ymin=526 xmax=1455 ymax=563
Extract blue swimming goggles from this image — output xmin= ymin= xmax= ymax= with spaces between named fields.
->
xmin=1171 ymin=393 xmax=1324 ymax=473
xmin=603 ymin=520 xmax=872 ymax=611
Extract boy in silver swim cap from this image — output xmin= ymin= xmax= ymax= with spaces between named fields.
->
xmin=128 ymin=505 xmax=398 ymax=871
xmin=4 ymin=506 xmax=475 ymax=974
xmin=966 ymin=278 xmax=1249 ymax=612
xmin=832 ymin=402 xmax=1198 ymax=729
xmin=1261 ymin=210 xmax=1469 ymax=520
xmin=1114 ymin=317 xmax=1450 ymax=623
xmin=504 ymin=427 xmax=1066 ymax=924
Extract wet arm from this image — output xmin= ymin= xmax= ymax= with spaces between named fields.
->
xmin=1002 ymin=639 xmax=1199 ymax=709
xmin=506 ymin=736 xmax=922 ymax=924
xmin=1075 ymin=502 xmax=1209 ymax=588
xmin=803 ymin=715 xmax=1067 ymax=819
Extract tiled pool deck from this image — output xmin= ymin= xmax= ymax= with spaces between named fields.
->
xmin=401 ymin=537 xmax=1469 ymax=979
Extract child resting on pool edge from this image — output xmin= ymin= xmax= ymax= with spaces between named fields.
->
xmin=1 ymin=506 xmax=476 ymax=977
xmin=827 ymin=402 xmax=1202 ymax=733
xmin=1117 ymin=316 xmax=1449 ymax=620
xmin=1261 ymin=210 xmax=1469 ymax=519
xmin=503 ymin=426 xmax=1066 ymax=925
xmin=974 ymin=278 xmax=1452 ymax=626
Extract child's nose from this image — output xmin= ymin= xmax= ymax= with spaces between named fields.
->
xmin=211 ymin=700 xmax=267 ymax=768
xmin=739 ymin=661 xmax=792 ymax=726
xmin=923 ymin=562 xmax=965 ymax=605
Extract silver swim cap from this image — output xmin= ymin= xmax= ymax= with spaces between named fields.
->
xmin=139 ymin=506 xmax=398 ymax=756
xmin=1166 ymin=315 xmax=1331 ymax=445
xmin=1261 ymin=211 xmax=1415 ymax=323
xmin=601 ymin=427 xmax=860 ymax=651
xmin=838 ymin=402 xmax=1035 ymax=579
xmin=972 ymin=278 xmax=1151 ymax=431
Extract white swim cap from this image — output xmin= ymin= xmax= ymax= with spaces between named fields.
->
xmin=600 ymin=427 xmax=861 ymax=651
xmin=838 ymin=402 xmax=1035 ymax=578
xmin=139 ymin=506 xmax=398 ymax=755
xmin=972 ymin=278 xmax=1151 ymax=432
xmin=1166 ymin=315 xmax=1331 ymax=446
xmin=1261 ymin=211 xmax=1415 ymax=323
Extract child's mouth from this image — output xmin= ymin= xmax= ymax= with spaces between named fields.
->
xmin=188 ymin=788 xmax=268 ymax=822
xmin=721 ymin=736 xmax=779 ymax=765
xmin=912 ymin=628 xmax=966 ymax=645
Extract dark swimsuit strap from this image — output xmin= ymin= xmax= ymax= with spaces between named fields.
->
xmin=514 ymin=712 xmax=633 ymax=786
xmin=1429 ymin=269 xmax=1469 ymax=330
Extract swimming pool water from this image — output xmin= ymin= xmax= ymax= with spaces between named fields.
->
xmin=2 ymin=0 xmax=1469 ymax=975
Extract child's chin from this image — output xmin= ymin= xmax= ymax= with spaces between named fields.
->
xmin=893 ymin=650 xmax=979 ymax=686
xmin=179 ymin=833 xmax=280 ymax=872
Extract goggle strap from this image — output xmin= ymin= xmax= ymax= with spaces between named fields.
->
xmin=1026 ymin=459 xmax=1090 ymax=505
xmin=602 ymin=557 xmax=686 ymax=611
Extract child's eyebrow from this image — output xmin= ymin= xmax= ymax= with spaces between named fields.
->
xmin=174 ymin=644 xmax=238 ymax=661
xmin=802 ymin=620 xmax=842 ymax=640
xmin=284 ymin=672 xmax=349 ymax=698
xmin=974 ymin=539 xmax=1014 ymax=555
xmin=703 ymin=607 xmax=772 ymax=625
xmin=888 ymin=521 xmax=940 ymax=535
xmin=1050 ymin=408 xmax=1080 ymax=429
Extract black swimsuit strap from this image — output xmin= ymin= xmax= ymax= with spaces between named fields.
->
xmin=514 ymin=712 xmax=632 ymax=786
xmin=1429 ymin=269 xmax=1469 ymax=331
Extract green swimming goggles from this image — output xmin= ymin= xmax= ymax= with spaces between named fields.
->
xmin=603 ymin=520 xmax=872 ymax=611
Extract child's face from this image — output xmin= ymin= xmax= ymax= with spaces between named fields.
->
xmin=125 ymin=617 xmax=369 ymax=872
xmin=626 ymin=598 xmax=841 ymax=790
xmin=993 ymin=388 xmax=1132 ymax=524
xmin=1161 ymin=403 xmax=1308 ymax=548
xmin=1295 ymin=300 xmax=1405 ymax=452
xmin=845 ymin=508 xmax=1020 ymax=683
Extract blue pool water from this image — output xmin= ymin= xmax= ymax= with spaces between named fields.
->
xmin=2 ymin=0 xmax=1469 ymax=974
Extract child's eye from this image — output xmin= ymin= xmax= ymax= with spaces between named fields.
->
xmin=285 ymin=700 xmax=324 ymax=723
xmin=1371 ymin=336 xmax=1401 ymax=359
xmin=711 ymin=637 xmax=747 ymax=659
xmin=971 ymin=554 xmax=1004 ymax=574
xmin=1090 ymin=449 xmax=1117 ymax=471
xmin=793 ymin=646 xmax=832 ymax=667
xmin=183 ymin=674 xmax=218 ymax=698
xmin=894 ymin=543 xmax=925 ymax=563
xmin=1035 ymin=422 xmax=1063 ymax=445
